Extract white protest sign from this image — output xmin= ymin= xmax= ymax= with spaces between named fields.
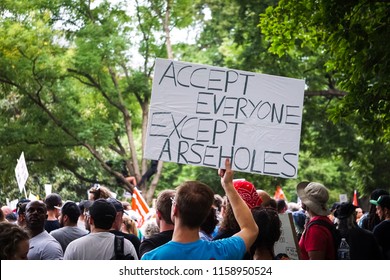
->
xmin=274 ymin=212 xmax=300 ymax=259
xmin=15 ymin=152 xmax=29 ymax=193
xmin=145 ymin=59 xmax=305 ymax=178
xmin=44 ymin=184 xmax=52 ymax=196
xmin=339 ymin=194 xmax=348 ymax=203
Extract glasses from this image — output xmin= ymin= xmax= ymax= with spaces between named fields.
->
xmin=170 ymin=197 xmax=176 ymax=205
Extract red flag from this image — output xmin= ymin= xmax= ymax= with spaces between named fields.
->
xmin=274 ymin=185 xmax=286 ymax=201
xmin=131 ymin=187 xmax=150 ymax=228
xmin=352 ymin=190 xmax=358 ymax=207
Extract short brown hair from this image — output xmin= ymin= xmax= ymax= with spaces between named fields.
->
xmin=175 ymin=181 xmax=214 ymax=228
xmin=156 ymin=189 xmax=175 ymax=225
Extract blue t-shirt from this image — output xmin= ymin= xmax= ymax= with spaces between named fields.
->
xmin=141 ymin=236 xmax=246 ymax=260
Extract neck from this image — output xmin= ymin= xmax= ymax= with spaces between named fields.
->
xmin=159 ymin=220 xmax=174 ymax=232
xmin=46 ymin=211 xmax=57 ymax=221
xmin=29 ymin=228 xmax=44 ymax=238
xmin=172 ymin=221 xmax=200 ymax=243
xmin=253 ymin=248 xmax=274 ymax=260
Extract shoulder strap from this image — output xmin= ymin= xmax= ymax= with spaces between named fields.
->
xmin=114 ymin=235 xmax=125 ymax=259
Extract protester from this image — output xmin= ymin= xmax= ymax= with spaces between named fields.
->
xmin=297 ymin=181 xmax=336 ymax=260
xmin=199 ymin=207 xmax=219 ymax=241
xmin=50 ymin=201 xmax=89 ymax=252
xmin=0 ymin=222 xmax=30 ymax=260
xmin=16 ymin=199 xmax=30 ymax=228
xmin=142 ymin=159 xmax=258 ymax=260
xmin=214 ymin=179 xmax=262 ymax=241
xmin=64 ymin=199 xmax=138 ymax=260
xmin=359 ymin=188 xmax=389 ymax=231
xmin=370 ymin=195 xmax=390 ymax=259
xmin=122 ymin=215 xmax=138 ymax=236
xmin=107 ymin=197 xmax=140 ymax=258
xmin=334 ymin=202 xmax=382 ymax=259
xmin=276 ymin=199 xmax=287 ymax=214
xmin=139 ymin=189 xmax=175 ymax=258
xmin=88 ymin=184 xmax=112 ymax=201
xmin=251 ymin=207 xmax=282 ymax=260
xmin=44 ymin=193 xmax=62 ymax=233
xmin=355 ymin=207 xmax=364 ymax=224
xmin=25 ymin=200 xmax=63 ymax=260
xmin=77 ymin=199 xmax=91 ymax=230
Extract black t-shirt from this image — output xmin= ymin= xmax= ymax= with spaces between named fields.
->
xmin=346 ymin=227 xmax=383 ymax=259
xmin=373 ymin=220 xmax=390 ymax=259
xmin=109 ymin=230 xmax=141 ymax=259
xmin=44 ymin=220 xmax=60 ymax=233
xmin=139 ymin=230 xmax=174 ymax=258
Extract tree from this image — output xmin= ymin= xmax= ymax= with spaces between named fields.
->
xmin=0 ymin=0 xmax=201 ymax=203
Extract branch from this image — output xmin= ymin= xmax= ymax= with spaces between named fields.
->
xmin=304 ymin=89 xmax=347 ymax=97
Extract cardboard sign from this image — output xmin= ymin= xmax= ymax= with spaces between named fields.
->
xmin=145 ymin=59 xmax=305 ymax=178
xmin=274 ymin=212 xmax=300 ymax=259
xmin=15 ymin=152 xmax=29 ymax=193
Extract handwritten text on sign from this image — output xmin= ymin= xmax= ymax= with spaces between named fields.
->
xmin=145 ymin=59 xmax=305 ymax=178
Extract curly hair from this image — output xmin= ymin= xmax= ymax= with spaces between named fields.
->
xmin=89 ymin=185 xmax=113 ymax=200
xmin=0 ymin=222 xmax=30 ymax=260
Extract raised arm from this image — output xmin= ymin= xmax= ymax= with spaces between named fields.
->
xmin=219 ymin=159 xmax=259 ymax=251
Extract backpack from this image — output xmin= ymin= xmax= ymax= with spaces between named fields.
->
xmin=111 ymin=235 xmax=134 ymax=260
xmin=305 ymin=219 xmax=342 ymax=259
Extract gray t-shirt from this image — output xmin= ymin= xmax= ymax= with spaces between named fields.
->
xmin=27 ymin=231 xmax=63 ymax=260
xmin=50 ymin=226 xmax=89 ymax=252
xmin=64 ymin=231 xmax=138 ymax=260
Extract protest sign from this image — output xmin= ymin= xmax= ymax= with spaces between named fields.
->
xmin=145 ymin=59 xmax=305 ymax=178
xmin=274 ymin=212 xmax=300 ymax=259
xmin=15 ymin=152 xmax=29 ymax=193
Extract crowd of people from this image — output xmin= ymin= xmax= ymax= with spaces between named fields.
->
xmin=1 ymin=159 xmax=389 ymax=260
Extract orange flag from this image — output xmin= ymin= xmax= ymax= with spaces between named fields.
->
xmin=274 ymin=185 xmax=286 ymax=201
xmin=352 ymin=190 xmax=358 ymax=207
xmin=131 ymin=187 xmax=150 ymax=228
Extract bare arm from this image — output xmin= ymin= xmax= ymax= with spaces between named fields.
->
xmin=219 ymin=159 xmax=259 ymax=251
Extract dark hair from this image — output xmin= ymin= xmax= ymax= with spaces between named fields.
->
xmin=251 ymin=207 xmax=281 ymax=257
xmin=276 ymin=199 xmax=287 ymax=213
xmin=0 ymin=222 xmax=30 ymax=259
xmin=156 ymin=189 xmax=175 ymax=225
xmin=89 ymin=185 xmax=112 ymax=200
xmin=176 ymin=181 xmax=214 ymax=228
xmin=200 ymin=207 xmax=219 ymax=235
xmin=62 ymin=201 xmax=81 ymax=224
xmin=220 ymin=200 xmax=240 ymax=233
xmin=44 ymin=193 xmax=62 ymax=210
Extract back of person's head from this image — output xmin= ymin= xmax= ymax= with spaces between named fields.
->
xmin=61 ymin=201 xmax=81 ymax=224
xmin=122 ymin=215 xmax=138 ymax=236
xmin=5 ymin=213 xmax=17 ymax=223
xmin=233 ymin=179 xmax=262 ymax=209
xmin=213 ymin=194 xmax=224 ymax=212
xmin=44 ymin=193 xmax=62 ymax=211
xmin=334 ymin=202 xmax=357 ymax=236
xmin=106 ymin=198 xmax=124 ymax=214
xmin=0 ymin=222 xmax=30 ymax=260
xmin=89 ymin=184 xmax=112 ymax=200
xmin=276 ymin=199 xmax=287 ymax=213
xmin=175 ymin=181 xmax=214 ymax=228
xmin=262 ymin=198 xmax=277 ymax=210
xmin=78 ymin=200 xmax=92 ymax=214
xmin=142 ymin=220 xmax=159 ymax=239
xmin=251 ymin=207 xmax=281 ymax=256
xmin=16 ymin=199 xmax=31 ymax=216
xmin=89 ymin=198 xmax=116 ymax=230
xmin=200 ymin=207 xmax=219 ymax=235
xmin=156 ymin=189 xmax=175 ymax=225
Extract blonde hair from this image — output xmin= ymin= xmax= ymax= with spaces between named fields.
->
xmin=122 ymin=215 xmax=138 ymax=236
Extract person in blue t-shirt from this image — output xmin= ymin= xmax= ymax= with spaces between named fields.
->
xmin=142 ymin=159 xmax=258 ymax=260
